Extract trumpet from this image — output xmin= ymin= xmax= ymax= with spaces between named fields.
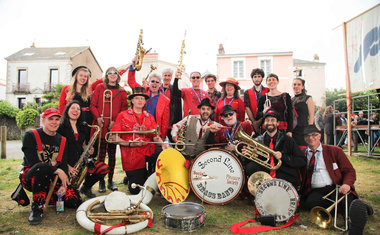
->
xmin=233 ymin=125 xmax=282 ymax=171
xmin=105 ymin=126 xmax=160 ymax=144
xmin=310 ymin=186 xmax=350 ymax=231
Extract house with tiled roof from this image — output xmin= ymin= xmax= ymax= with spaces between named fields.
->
xmin=5 ymin=46 xmax=102 ymax=108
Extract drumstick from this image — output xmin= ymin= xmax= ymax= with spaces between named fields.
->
xmin=202 ymin=126 xmax=232 ymax=130
xmin=43 ymin=175 xmax=58 ymax=212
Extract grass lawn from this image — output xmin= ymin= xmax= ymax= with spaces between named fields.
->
xmin=0 ymin=154 xmax=379 ymax=235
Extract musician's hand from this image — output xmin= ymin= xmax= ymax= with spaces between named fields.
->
xmin=108 ymin=121 xmax=115 ymax=130
xmin=132 ymin=56 xmax=137 ymax=67
xmin=241 ymin=145 xmax=248 ymax=155
xmin=207 ymin=124 xmax=219 ymax=133
xmin=97 ymin=117 xmax=104 ymax=128
xmin=172 ymin=136 xmax=178 ymax=142
xmin=263 ymin=107 xmax=270 ymax=114
xmin=225 ymin=144 xmax=235 ymax=152
xmin=68 ymin=165 xmax=78 ymax=177
xmin=55 ymin=168 xmax=69 ymax=188
xmin=175 ymin=69 xmax=182 ymax=79
xmin=287 ymin=132 xmax=292 ymax=137
xmin=50 ymin=161 xmax=57 ymax=166
xmin=133 ymin=137 xmax=147 ymax=147
xmin=57 ymin=185 xmax=67 ymax=197
xmin=162 ymin=143 xmax=170 ymax=150
xmin=339 ymin=184 xmax=351 ymax=194
xmin=273 ymin=151 xmax=282 ymax=160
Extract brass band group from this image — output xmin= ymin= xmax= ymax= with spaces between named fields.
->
xmin=15 ymin=42 xmax=374 ymax=234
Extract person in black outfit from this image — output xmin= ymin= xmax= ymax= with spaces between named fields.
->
xmin=245 ymin=109 xmax=306 ymax=190
xmin=57 ymin=101 xmax=110 ymax=198
xmin=19 ymin=108 xmax=81 ymax=225
xmin=292 ymin=78 xmax=315 ymax=148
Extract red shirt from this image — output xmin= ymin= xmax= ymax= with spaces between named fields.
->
xmin=111 ymin=110 xmax=156 ymax=171
xmin=244 ymin=86 xmax=269 ymax=119
xmin=181 ymin=88 xmax=209 ymax=117
xmin=214 ymin=97 xmax=245 ymax=125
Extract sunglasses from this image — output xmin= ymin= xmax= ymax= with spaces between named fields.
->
xmin=107 ymin=71 xmax=118 ymax=75
xmin=191 ymin=76 xmax=201 ymax=79
xmin=305 ymin=133 xmax=320 ymax=138
xmin=221 ymin=112 xmax=235 ymax=117
xmin=150 ymin=80 xmax=160 ymax=84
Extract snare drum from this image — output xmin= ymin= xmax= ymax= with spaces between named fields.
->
xmin=255 ymin=178 xmax=299 ymax=222
xmin=189 ymin=149 xmax=244 ymax=205
xmin=162 ymin=202 xmax=206 ymax=232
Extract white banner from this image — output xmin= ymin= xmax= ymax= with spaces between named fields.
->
xmin=346 ymin=4 xmax=380 ymax=92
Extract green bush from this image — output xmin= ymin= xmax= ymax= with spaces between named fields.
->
xmin=23 ymin=101 xmax=39 ymax=111
xmin=38 ymin=102 xmax=58 ymax=113
xmin=0 ymin=100 xmax=20 ymax=118
xmin=16 ymin=108 xmax=39 ymax=130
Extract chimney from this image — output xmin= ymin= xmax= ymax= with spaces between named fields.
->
xmin=144 ymin=50 xmax=158 ymax=62
xmin=313 ymin=53 xmax=319 ymax=62
xmin=218 ymin=43 xmax=225 ymax=55
xmin=30 ymin=42 xmax=35 ymax=48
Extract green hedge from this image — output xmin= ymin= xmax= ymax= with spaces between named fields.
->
xmin=38 ymin=102 xmax=58 ymax=113
xmin=0 ymin=100 xmax=20 ymax=118
xmin=16 ymin=108 xmax=39 ymax=130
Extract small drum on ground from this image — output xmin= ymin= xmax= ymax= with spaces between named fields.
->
xmin=255 ymin=178 xmax=299 ymax=222
xmin=189 ymin=149 xmax=244 ymax=205
xmin=162 ymin=202 xmax=206 ymax=232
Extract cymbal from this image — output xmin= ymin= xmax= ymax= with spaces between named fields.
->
xmin=247 ymin=171 xmax=272 ymax=196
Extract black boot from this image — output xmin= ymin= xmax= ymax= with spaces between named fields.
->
xmin=123 ymin=175 xmax=129 ymax=185
xmin=107 ymin=179 xmax=118 ymax=191
xmin=98 ymin=179 xmax=106 ymax=193
xmin=80 ymin=185 xmax=96 ymax=198
xmin=28 ymin=203 xmax=43 ymax=225
xmin=349 ymin=199 xmax=368 ymax=235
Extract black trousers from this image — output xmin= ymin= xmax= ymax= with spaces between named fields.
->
xmin=304 ymin=185 xmax=357 ymax=217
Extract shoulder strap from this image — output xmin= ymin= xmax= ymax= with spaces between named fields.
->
xmin=31 ymin=129 xmax=43 ymax=161
xmin=56 ymin=136 xmax=66 ymax=162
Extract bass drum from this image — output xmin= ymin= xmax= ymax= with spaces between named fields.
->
xmin=189 ymin=149 xmax=244 ymax=205
xmin=255 ymin=178 xmax=299 ymax=222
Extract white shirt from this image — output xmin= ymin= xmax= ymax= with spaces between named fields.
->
xmin=307 ymin=144 xmax=333 ymax=189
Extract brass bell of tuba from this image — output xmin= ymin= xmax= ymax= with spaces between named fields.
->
xmin=233 ymin=125 xmax=282 ymax=171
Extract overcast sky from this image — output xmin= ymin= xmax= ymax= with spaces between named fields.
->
xmin=0 ymin=0 xmax=378 ymax=89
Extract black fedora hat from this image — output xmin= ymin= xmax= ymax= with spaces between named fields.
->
xmin=72 ymin=66 xmax=91 ymax=77
xmin=128 ymin=87 xmax=149 ymax=100
xmin=263 ymin=108 xmax=280 ymax=120
xmin=221 ymin=105 xmax=236 ymax=116
xmin=197 ymin=98 xmax=215 ymax=110
xmin=304 ymin=125 xmax=321 ymax=135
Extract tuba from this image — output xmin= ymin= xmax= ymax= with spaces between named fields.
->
xmin=70 ymin=123 xmax=101 ymax=189
xmin=133 ymin=29 xmax=146 ymax=71
xmin=233 ymin=125 xmax=282 ymax=171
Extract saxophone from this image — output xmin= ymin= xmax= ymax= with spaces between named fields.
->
xmin=133 ymin=29 xmax=146 ymax=71
xmin=175 ymin=110 xmax=191 ymax=151
xmin=70 ymin=123 xmax=101 ymax=189
xmin=177 ymin=30 xmax=186 ymax=73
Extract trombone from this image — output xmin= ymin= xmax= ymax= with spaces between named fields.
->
xmin=105 ymin=126 xmax=160 ymax=144
xmin=310 ymin=185 xmax=351 ymax=231
xmin=97 ymin=89 xmax=112 ymax=157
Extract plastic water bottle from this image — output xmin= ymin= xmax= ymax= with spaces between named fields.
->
xmin=56 ymin=193 xmax=64 ymax=214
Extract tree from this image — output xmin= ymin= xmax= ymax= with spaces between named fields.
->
xmin=42 ymin=84 xmax=64 ymax=105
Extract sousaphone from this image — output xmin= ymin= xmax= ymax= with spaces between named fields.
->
xmin=156 ymin=148 xmax=190 ymax=203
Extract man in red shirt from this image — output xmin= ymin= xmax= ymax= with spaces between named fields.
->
xmin=244 ymin=68 xmax=269 ymax=134
xmin=172 ymin=70 xmax=209 ymax=117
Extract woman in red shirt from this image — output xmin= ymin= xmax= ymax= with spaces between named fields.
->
xmin=214 ymin=78 xmax=245 ymax=125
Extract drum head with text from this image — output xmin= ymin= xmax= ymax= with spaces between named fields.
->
xmin=189 ymin=149 xmax=244 ymax=205
xmin=255 ymin=178 xmax=299 ymax=222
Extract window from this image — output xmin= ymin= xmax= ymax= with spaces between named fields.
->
xmin=18 ymin=69 xmax=27 ymax=91
xmin=18 ymin=97 xmax=26 ymax=109
xmin=259 ymin=57 xmax=273 ymax=75
xmin=233 ymin=60 xmax=244 ymax=79
xmin=50 ymin=69 xmax=59 ymax=88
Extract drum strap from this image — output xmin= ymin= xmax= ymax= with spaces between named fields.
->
xmin=230 ymin=214 xmax=299 ymax=234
